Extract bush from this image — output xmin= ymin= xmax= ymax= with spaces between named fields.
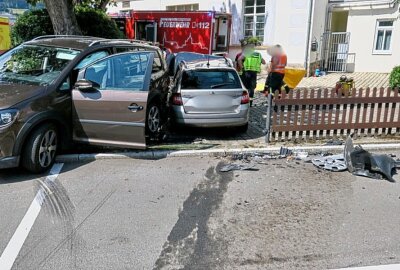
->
xmin=11 ymin=9 xmax=53 ymax=46
xmin=240 ymin=37 xmax=262 ymax=46
xmin=11 ymin=7 xmax=124 ymax=46
xmin=75 ymin=6 xmax=124 ymax=39
xmin=389 ymin=66 xmax=400 ymax=89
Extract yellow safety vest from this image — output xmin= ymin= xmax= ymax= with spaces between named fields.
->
xmin=243 ymin=52 xmax=262 ymax=73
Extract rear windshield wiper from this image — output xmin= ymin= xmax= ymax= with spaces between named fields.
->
xmin=210 ymin=83 xmax=236 ymax=89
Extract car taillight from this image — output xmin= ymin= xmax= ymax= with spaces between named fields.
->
xmin=172 ymin=93 xmax=183 ymax=105
xmin=241 ymin=91 xmax=250 ymax=104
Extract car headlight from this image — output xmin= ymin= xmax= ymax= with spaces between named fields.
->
xmin=0 ymin=109 xmax=19 ymax=127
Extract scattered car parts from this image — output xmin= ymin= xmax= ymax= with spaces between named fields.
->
xmin=219 ymin=163 xmax=259 ymax=172
xmin=344 ymin=136 xmax=400 ymax=182
xmin=312 ymin=154 xmax=348 ymax=172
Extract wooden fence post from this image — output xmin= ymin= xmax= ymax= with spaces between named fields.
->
xmin=265 ymin=93 xmax=273 ymax=144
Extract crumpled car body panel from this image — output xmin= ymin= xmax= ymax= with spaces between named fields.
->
xmin=344 ymin=136 xmax=399 ymax=182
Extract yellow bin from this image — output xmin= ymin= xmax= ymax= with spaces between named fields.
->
xmin=284 ymin=67 xmax=306 ymax=89
xmin=0 ymin=17 xmax=11 ymax=53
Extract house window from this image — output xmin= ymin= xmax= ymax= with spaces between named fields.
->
xmin=122 ymin=1 xmax=130 ymax=8
xmin=166 ymin=4 xmax=199 ymax=11
xmin=373 ymin=20 xmax=394 ymax=54
xmin=244 ymin=0 xmax=266 ymax=41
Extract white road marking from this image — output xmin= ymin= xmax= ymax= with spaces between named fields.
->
xmin=333 ymin=264 xmax=400 ymax=270
xmin=0 ymin=163 xmax=64 ymax=270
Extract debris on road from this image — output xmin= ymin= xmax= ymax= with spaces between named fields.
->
xmin=344 ymin=136 xmax=400 ymax=182
xmin=311 ymin=154 xmax=348 ymax=172
xmin=262 ymin=154 xmax=274 ymax=160
xmin=279 ymin=147 xmax=293 ymax=157
xmin=219 ymin=163 xmax=259 ymax=172
xmin=295 ymin=151 xmax=309 ymax=160
xmin=324 ymin=139 xmax=344 ymax=146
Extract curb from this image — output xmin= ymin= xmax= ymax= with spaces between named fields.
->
xmin=55 ymin=143 xmax=400 ymax=163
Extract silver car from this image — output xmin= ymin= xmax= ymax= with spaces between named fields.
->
xmin=170 ymin=57 xmax=250 ymax=132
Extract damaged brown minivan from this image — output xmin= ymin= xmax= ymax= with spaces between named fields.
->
xmin=0 ymin=36 xmax=170 ymax=173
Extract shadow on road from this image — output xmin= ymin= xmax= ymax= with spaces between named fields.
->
xmin=0 ymin=161 xmax=94 ymax=184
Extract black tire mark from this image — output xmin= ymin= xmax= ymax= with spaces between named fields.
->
xmin=154 ymin=162 xmax=233 ymax=270
xmin=36 ymin=189 xmax=116 ymax=268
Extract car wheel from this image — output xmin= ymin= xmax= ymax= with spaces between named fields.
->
xmin=236 ymin=123 xmax=249 ymax=134
xmin=22 ymin=123 xmax=58 ymax=173
xmin=146 ymin=103 xmax=162 ymax=140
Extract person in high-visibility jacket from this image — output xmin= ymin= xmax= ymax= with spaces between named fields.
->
xmin=265 ymin=44 xmax=287 ymax=95
xmin=238 ymin=43 xmax=266 ymax=106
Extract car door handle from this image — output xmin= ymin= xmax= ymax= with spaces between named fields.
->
xmin=128 ymin=105 xmax=143 ymax=112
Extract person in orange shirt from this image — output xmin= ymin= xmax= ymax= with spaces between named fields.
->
xmin=265 ymin=44 xmax=287 ymax=95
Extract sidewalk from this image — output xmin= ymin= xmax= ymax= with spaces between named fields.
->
xmin=298 ymin=72 xmax=390 ymax=89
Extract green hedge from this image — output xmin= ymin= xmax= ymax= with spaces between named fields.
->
xmin=389 ymin=66 xmax=400 ymax=89
xmin=75 ymin=6 xmax=124 ymax=39
xmin=11 ymin=7 xmax=124 ymax=46
xmin=11 ymin=9 xmax=54 ymax=46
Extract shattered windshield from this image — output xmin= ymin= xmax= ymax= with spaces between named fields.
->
xmin=0 ymin=45 xmax=80 ymax=86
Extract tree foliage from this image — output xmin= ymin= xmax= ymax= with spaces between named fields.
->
xmin=24 ymin=0 xmax=115 ymax=35
xmin=11 ymin=9 xmax=54 ymax=45
xmin=11 ymin=7 xmax=124 ymax=45
xmin=75 ymin=6 xmax=124 ymax=38
xmin=389 ymin=66 xmax=400 ymax=89
xmin=27 ymin=0 xmax=114 ymax=11
xmin=75 ymin=0 xmax=115 ymax=10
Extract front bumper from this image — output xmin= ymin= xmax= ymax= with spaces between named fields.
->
xmin=0 ymin=127 xmax=19 ymax=169
xmin=0 ymin=156 xmax=20 ymax=169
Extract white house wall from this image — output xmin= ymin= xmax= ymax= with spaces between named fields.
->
xmin=346 ymin=6 xmax=399 ymax=73
xmin=310 ymin=0 xmax=328 ymax=66
xmin=267 ymin=0 xmax=312 ymax=66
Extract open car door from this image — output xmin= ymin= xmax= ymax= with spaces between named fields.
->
xmin=72 ymin=51 xmax=154 ymax=149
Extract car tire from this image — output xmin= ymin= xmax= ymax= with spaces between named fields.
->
xmin=146 ymin=102 xmax=162 ymax=141
xmin=22 ymin=123 xmax=58 ymax=173
xmin=236 ymin=123 xmax=249 ymax=134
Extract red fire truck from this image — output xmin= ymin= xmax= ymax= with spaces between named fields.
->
xmin=110 ymin=11 xmax=232 ymax=55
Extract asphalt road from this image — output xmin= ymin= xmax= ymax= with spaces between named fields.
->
xmin=0 ymin=155 xmax=400 ymax=270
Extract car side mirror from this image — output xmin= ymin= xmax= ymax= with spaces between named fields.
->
xmin=75 ymin=79 xmax=99 ymax=92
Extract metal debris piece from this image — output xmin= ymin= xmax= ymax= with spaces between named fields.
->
xmin=295 ymin=151 xmax=309 ymax=160
xmin=344 ymin=136 xmax=400 ymax=182
xmin=324 ymin=139 xmax=344 ymax=146
xmin=279 ymin=147 xmax=293 ymax=157
xmin=312 ymin=154 xmax=348 ymax=172
xmin=252 ymin=156 xmax=268 ymax=164
xmin=263 ymin=154 xmax=274 ymax=160
xmin=219 ymin=163 xmax=259 ymax=172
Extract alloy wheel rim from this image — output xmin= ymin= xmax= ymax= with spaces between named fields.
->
xmin=148 ymin=106 xmax=160 ymax=133
xmin=38 ymin=130 xmax=57 ymax=168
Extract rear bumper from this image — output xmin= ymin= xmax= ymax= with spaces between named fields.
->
xmin=0 ymin=156 xmax=20 ymax=170
xmin=172 ymin=105 xmax=249 ymax=128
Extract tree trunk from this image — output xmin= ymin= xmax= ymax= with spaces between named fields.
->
xmin=43 ymin=0 xmax=81 ymax=35
xmin=98 ymin=0 xmax=110 ymax=11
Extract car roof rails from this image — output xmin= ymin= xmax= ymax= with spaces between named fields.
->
xmin=89 ymin=39 xmax=155 ymax=47
xmin=31 ymin=35 xmax=99 ymax=41
xmin=184 ymin=58 xmax=233 ymax=69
